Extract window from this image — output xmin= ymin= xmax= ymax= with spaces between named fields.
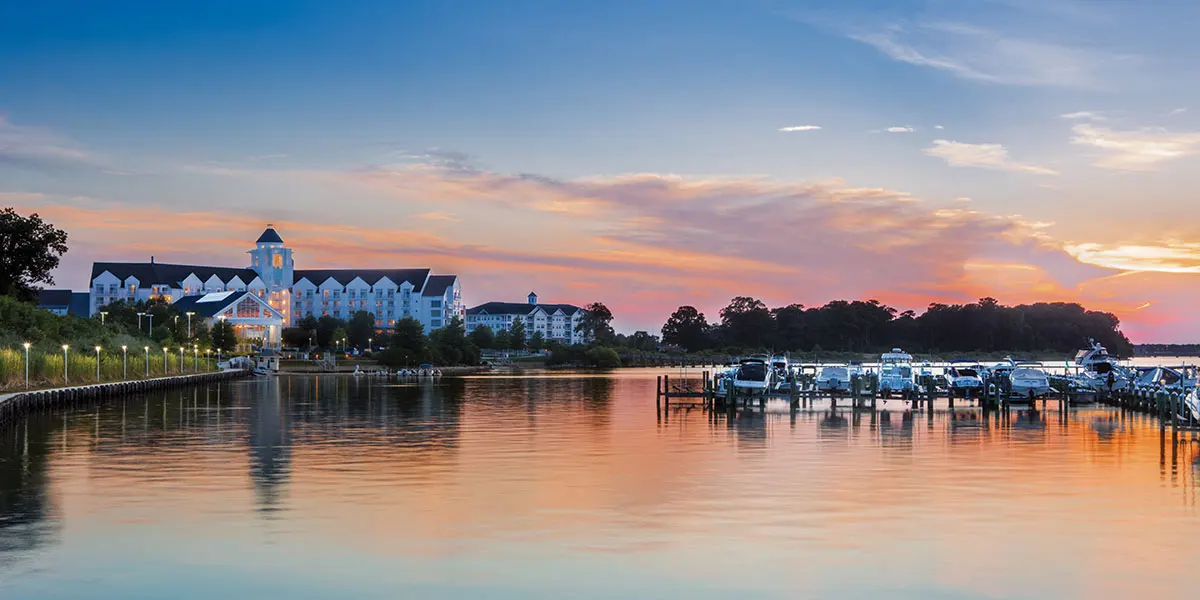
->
xmin=430 ymin=309 xmax=441 ymax=317
xmin=129 ymin=284 xmax=137 ymax=293
xmin=431 ymin=319 xmax=442 ymax=328
xmin=236 ymin=298 xmax=259 ymax=318
xmin=109 ymin=284 xmax=118 ymax=293
xmin=272 ymin=254 xmax=283 ymax=269
xmin=430 ymin=299 xmax=442 ymax=308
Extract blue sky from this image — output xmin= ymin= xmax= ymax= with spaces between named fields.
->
xmin=3 ymin=0 xmax=1200 ymax=340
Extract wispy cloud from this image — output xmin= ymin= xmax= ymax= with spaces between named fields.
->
xmin=416 ymin=211 xmax=461 ymax=222
xmin=844 ymin=21 xmax=1128 ymax=88
xmin=924 ymin=140 xmax=1058 ymax=175
xmin=1070 ymin=124 xmax=1200 ymax=171
xmin=1061 ymin=111 xmax=1106 ymax=121
xmin=1169 ymin=107 xmax=1188 ymax=116
xmin=885 ymin=126 xmax=914 ymax=133
xmin=934 ymin=125 xmax=945 ymax=130
xmin=1065 ymin=242 xmax=1200 ymax=274
xmin=0 ymin=115 xmax=97 ymax=170
xmin=779 ymin=125 xmax=821 ymax=132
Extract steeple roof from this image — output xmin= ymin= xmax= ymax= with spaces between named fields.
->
xmin=256 ymin=226 xmax=284 ymax=244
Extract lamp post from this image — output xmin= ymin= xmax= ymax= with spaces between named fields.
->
xmin=193 ymin=344 xmax=198 ymax=371
xmin=62 ymin=345 xmax=69 ymax=384
xmin=162 ymin=347 xmax=168 ymax=374
xmin=144 ymin=346 xmax=149 ymax=377
xmin=186 ymin=312 xmax=195 ymax=339
xmin=205 ymin=349 xmax=211 ymax=371
xmin=122 ymin=345 xmax=128 ymax=379
xmin=137 ymin=312 xmax=144 ymax=331
xmin=99 ymin=311 xmax=108 ymax=325
xmin=22 ymin=342 xmax=30 ymax=389
xmin=368 ymin=337 xmax=373 ymax=351
xmin=95 ymin=346 xmax=102 ymax=382
xmin=178 ymin=347 xmax=184 ymax=374
xmin=147 ymin=313 xmax=154 ymax=337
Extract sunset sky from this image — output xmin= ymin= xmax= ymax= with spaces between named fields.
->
xmin=2 ymin=0 xmax=1199 ymax=341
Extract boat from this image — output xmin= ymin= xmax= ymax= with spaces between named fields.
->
xmin=1186 ymin=388 xmax=1200 ymax=422
xmin=1069 ymin=340 xmax=1131 ymax=393
xmin=770 ymin=354 xmax=792 ymax=391
xmin=815 ymin=365 xmax=853 ymax=392
xmin=732 ymin=357 xmax=771 ymax=393
xmin=1009 ymin=362 xmax=1051 ymax=399
xmin=878 ymin=348 xmax=916 ymax=398
xmin=1133 ymin=366 xmax=1197 ymax=391
xmin=944 ymin=359 xmax=984 ymax=398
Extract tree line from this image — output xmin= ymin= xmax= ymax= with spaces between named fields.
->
xmin=661 ymin=296 xmax=1135 ymax=358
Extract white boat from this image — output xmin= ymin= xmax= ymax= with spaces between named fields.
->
xmin=1010 ymin=363 xmax=1051 ymax=399
xmin=732 ymin=357 xmax=771 ymax=392
xmin=1133 ymin=366 xmax=1198 ymax=391
xmin=770 ymin=354 xmax=792 ymax=391
xmin=878 ymin=348 xmax=915 ymax=397
xmin=1186 ymin=388 xmax=1200 ymax=421
xmin=815 ymin=365 xmax=853 ymax=392
xmin=1069 ymin=340 xmax=1131 ymax=393
xmin=945 ymin=359 xmax=984 ymax=398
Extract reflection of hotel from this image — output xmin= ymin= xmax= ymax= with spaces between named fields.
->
xmin=88 ymin=227 xmax=464 ymax=345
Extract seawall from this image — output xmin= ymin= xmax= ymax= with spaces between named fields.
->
xmin=0 ymin=369 xmax=250 ymax=429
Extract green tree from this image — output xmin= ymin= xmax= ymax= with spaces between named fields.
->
xmin=495 ymin=327 xmax=511 ymax=350
xmin=429 ymin=316 xmax=478 ymax=365
xmin=0 ymin=208 xmax=69 ymax=300
xmin=210 ymin=319 xmax=237 ymax=354
xmin=508 ymin=319 xmax=527 ymax=350
xmin=468 ymin=324 xmax=495 ymax=349
xmin=576 ymin=302 xmax=615 ymax=345
xmin=315 ymin=315 xmax=345 ymax=348
xmin=330 ymin=327 xmax=349 ymax=350
xmin=376 ymin=317 xmax=426 ymax=367
xmin=661 ymin=305 xmax=710 ymax=352
xmin=282 ymin=327 xmax=310 ymax=348
xmin=347 ymin=311 xmax=375 ymax=349
xmin=528 ymin=330 xmax=545 ymax=351
xmin=719 ymin=296 xmax=774 ymax=349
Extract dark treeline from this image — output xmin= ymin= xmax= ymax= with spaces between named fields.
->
xmin=662 ymin=296 xmax=1134 ymax=358
xmin=1134 ymin=344 xmax=1200 ymax=357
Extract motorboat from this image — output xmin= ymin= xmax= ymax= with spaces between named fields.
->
xmin=770 ymin=354 xmax=793 ymax=391
xmin=1186 ymin=388 xmax=1200 ymax=422
xmin=815 ymin=365 xmax=853 ymax=392
xmin=1009 ymin=363 xmax=1051 ymax=399
xmin=1133 ymin=366 xmax=1198 ymax=391
xmin=878 ymin=348 xmax=915 ymax=397
xmin=732 ymin=357 xmax=771 ymax=393
xmin=1069 ymin=340 xmax=1131 ymax=393
xmin=944 ymin=359 xmax=984 ymax=398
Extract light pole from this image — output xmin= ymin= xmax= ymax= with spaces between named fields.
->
xmin=62 ymin=345 xmax=69 ymax=384
xmin=99 ymin=311 xmax=108 ymax=325
xmin=178 ymin=347 xmax=184 ymax=373
xmin=205 ymin=349 xmax=211 ymax=371
xmin=162 ymin=347 xmax=168 ymax=374
xmin=144 ymin=346 xmax=149 ymax=377
xmin=95 ymin=346 xmax=102 ymax=382
xmin=147 ymin=313 xmax=154 ymax=337
xmin=23 ymin=342 xmax=30 ymax=389
xmin=368 ymin=337 xmax=373 ymax=351
xmin=122 ymin=345 xmax=128 ymax=379
xmin=193 ymin=344 xmax=198 ymax=371
xmin=186 ymin=312 xmax=195 ymax=339
xmin=137 ymin=312 xmax=144 ymax=331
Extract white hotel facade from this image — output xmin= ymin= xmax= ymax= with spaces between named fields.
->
xmin=465 ymin=293 xmax=586 ymax=345
xmin=89 ymin=227 xmax=463 ymax=340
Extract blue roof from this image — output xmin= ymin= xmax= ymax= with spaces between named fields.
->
xmin=256 ymin=227 xmax=284 ymax=244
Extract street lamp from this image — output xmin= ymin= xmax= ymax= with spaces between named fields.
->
xmin=205 ymin=348 xmax=211 ymax=371
xmin=193 ymin=344 xmax=198 ymax=371
xmin=186 ymin=312 xmax=195 ymax=338
xmin=147 ymin=313 xmax=154 ymax=336
xmin=99 ymin=311 xmax=108 ymax=325
xmin=121 ymin=345 xmax=128 ymax=379
xmin=368 ymin=337 xmax=373 ymax=351
xmin=22 ymin=342 xmax=30 ymax=389
xmin=162 ymin=347 xmax=168 ymax=374
xmin=137 ymin=312 xmax=145 ymax=331
xmin=62 ymin=345 xmax=69 ymax=384
xmin=178 ymin=347 xmax=184 ymax=373
xmin=144 ymin=346 xmax=150 ymax=377
xmin=95 ymin=345 xmax=102 ymax=382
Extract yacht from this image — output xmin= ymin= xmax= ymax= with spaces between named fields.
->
xmin=878 ymin=348 xmax=916 ymax=398
xmin=1186 ymin=388 xmax=1200 ymax=422
xmin=770 ymin=354 xmax=793 ymax=391
xmin=732 ymin=357 xmax=771 ymax=393
xmin=1133 ymin=366 xmax=1198 ymax=391
xmin=1070 ymin=340 xmax=1131 ymax=393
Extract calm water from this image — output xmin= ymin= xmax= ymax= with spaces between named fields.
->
xmin=1 ymin=370 xmax=1198 ymax=599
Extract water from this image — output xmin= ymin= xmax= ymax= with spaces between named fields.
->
xmin=1 ymin=370 xmax=1198 ymax=599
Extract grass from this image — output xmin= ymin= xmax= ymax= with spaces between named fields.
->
xmin=0 ymin=347 xmax=218 ymax=393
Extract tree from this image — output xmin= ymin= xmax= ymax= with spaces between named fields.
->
xmin=508 ymin=319 xmax=527 ymax=350
xmin=529 ymin=330 xmax=545 ymax=351
xmin=376 ymin=317 xmax=425 ymax=367
xmin=719 ymin=297 xmax=774 ymax=349
xmin=661 ymin=306 xmax=710 ymax=352
xmin=347 ymin=311 xmax=375 ymax=349
xmin=0 ymin=208 xmax=69 ymax=300
xmin=315 ymin=315 xmax=344 ymax=348
xmin=210 ymin=319 xmax=237 ymax=354
xmin=495 ymin=327 xmax=511 ymax=350
xmin=576 ymin=302 xmax=615 ymax=344
xmin=282 ymin=327 xmax=311 ymax=348
xmin=330 ymin=327 xmax=349 ymax=350
xmin=429 ymin=316 xmax=478 ymax=365
xmin=469 ymin=324 xmax=495 ymax=349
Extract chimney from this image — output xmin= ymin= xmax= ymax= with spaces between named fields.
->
xmin=528 ymin=292 xmax=538 ymax=305
xmin=151 ymin=256 xmax=155 ymax=264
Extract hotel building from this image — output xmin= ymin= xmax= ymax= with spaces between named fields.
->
xmin=465 ymin=293 xmax=586 ymax=345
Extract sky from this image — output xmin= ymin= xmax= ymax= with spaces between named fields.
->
xmin=2 ymin=0 xmax=1199 ymax=342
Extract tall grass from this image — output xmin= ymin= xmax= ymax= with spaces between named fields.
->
xmin=0 ymin=346 xmax=218 ymax=392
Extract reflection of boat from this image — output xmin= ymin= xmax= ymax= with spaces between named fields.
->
xmin=816 ymin=365 xmax=853 ymax=392
xmin=732 ymin=357 xmax=771 ymax=392
xmin=878 ymin=349 xmax=915 ymax=397
xmin=1010 ymin=362 xmax=1051 ymax=399
xmin=945 ymin=359 xmax=984 ymax=398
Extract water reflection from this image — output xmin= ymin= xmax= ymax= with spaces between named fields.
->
xmin=0 ymin=371 xmax=1198 ymax=599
